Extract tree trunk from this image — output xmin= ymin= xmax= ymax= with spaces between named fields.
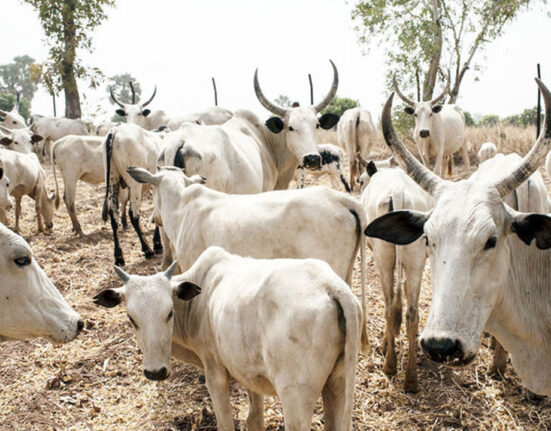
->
xmin=422 ymin=0 xmax=443 ymax=101
xmin=61 ymin=0 xmax=81 ymax=119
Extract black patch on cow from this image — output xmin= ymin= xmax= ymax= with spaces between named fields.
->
xmin=365 ymin=210 xmax=429 ymax=245
xmin=0 ymin=167 xmax=3 ymax=179
xmin=154 ymin=125 xmax=168 ymax=133
xmin=340 ymin=174 xmax=351 ymax=193
xmin=266 ymin=117 xmax=284 ymax=134
xmin=388 ymin=196 xmax=394 ymax=212
xmin=320 ymin=149 xmax=339 ymax=165
xmin=116 ymin=109 xmax=126 ymax=117
xmin=404 ymin=107 xmax=415 ymax=115
xmin=319 ymin=113 xmax=340 ymax=130
xmin=0 ymin=137 xmax=12 ymax=146
xmin=176 ymin=281 xmax=202 ymax=301
xmin=511 ymin=213 xmax=551 ymax=250
xmin=355 ymin=114 xmax=360 ymax=127
xmin=142 ymin=109 xmax=151 ymax=117
xmin=366 ymin=161 xmax=377 ymax=177
xmin=93 ymin=289 xmax=122 ymax=308
xmin=432 ymin=105 xmax=443 ymax=114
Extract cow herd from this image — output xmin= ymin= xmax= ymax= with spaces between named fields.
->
xmin=1 ymin=61 xmax=551 ymax=430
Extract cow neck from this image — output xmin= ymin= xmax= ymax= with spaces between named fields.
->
xmin=261 ymin=127 xmax=298 ymax=190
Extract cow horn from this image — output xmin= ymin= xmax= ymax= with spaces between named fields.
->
xmin=494 ymin=78 xmax=551 ymax=198
xmin=429 ymin=72 xmax=450 ymax=106
xmin=129 ymin=82 xmax=136 ymax=104
xmin=253 ymin=69 xmax=287 ymax=117
xmin=164 ymin=261 xmax=179 ymax=279
xmin=13 ymin=91 xmax=20 ymax=112
xmin=114 ymin=265 xmax=130 ymax=283
xmin=141 ymin=85 xmax=157 ymax=107
xmin=110 ymin=86 xmax=125 ymax=108
xmin=0 ymin=124 xmax=13 ymax=135
xmin=392 ymin=74 xmax=415 ymax=106
xmin=313 ymin=60 xmax=339 ymax=113
xmin=381 ymin=92 xmax=443 ymax=195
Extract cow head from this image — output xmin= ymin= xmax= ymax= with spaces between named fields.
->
xmin=365 ymin=78 xmax=551 ymax=367
xmin=393 ymin=75 xmax=449 ymax=140
xmin=0 ymin=166 xmax=14 ymax=213
xmin=110 ymin=82 xmax=157 ymax=128
xmin=0 ymin=223 xmax=83 ymax=342
xmin=0 ymin=125 xmax=43 ymax=154
xmin=254 ymin=60 xmax=340 ymax=170
xmin=93 ymin=263 xmax=201 ymax=380
xmin=0 ymin=93 xmax=26 ymax=130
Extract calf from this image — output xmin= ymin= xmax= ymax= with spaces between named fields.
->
xmin=361 ymin=162 xmax=432 ymax=392
xmin=0 ymin=149 xmax=55 ymax=233
xmin=477 ymin=142 xmax=498 ymax=163
xmin=0 ymin=222 xmax=83 ymax=342
xmin=295 ymin=143 xmax=351 ymax=192
xmin=94 ymin=247 xmax=362 ymax=430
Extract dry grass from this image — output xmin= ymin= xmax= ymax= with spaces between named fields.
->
xmin=1 ymin=125 xmax=550 ymax=430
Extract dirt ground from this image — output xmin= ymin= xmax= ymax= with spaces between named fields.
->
xmin=1 ymin=134 xmax=551 ymax=430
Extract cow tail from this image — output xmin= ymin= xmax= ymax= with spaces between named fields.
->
xmin=390 ymin=191 xmax=404 ymax=320
xmin=51 ymin=139 xmax=61 ymax=209
xmin=102 ymin=131 xmax=115 ymax=222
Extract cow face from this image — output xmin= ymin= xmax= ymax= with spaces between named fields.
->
xmin=0 ymin=224 xmax=83 ymax=342
xmin=0 ymin=109 xmax=26 ymax=129
xmin=404 ymin=102 xmax=442 ymax=140
xmin=0 ymin=167 xmax=14 ymax=212
xmin=115 ymin=105 xmax=151 ymax=128
xmin=40 ymin=188 xmax=56 ymax=230
xmin=0 ymin=127 xmax=42 ymax=154
xmin=93 ymin=264 xmax=200 ymax=380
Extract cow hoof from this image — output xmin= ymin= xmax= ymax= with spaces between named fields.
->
xmin=404 ymin=378 xmax=419 ymax=393
xmin=488 ymin=365 xmax=505 ymax=379
xmin=115 ymin=256 xmax=125 ymax=267
xmin=523 ymin=388 xmax=545 ymax=402
xmin=144 ymin=250 xmax=155 ymax=259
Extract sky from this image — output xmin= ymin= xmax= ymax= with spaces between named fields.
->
xmin=1 ymin=0 xmax=550 ymax=123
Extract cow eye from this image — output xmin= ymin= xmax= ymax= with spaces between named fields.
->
xmin=288 ymin=126 xmax=294 ymax=131
xmin=316 ymin=123 xmax=320 ymax=129
xmin=128 ymin=315 xmax=139 ymax=329
xmin=167 ymin=310 xmax=174 ymax=322
xmin=484 ymin=236 xmax=497 ymax=250
xmin=13 ymin=256 xmax=31 ymax=267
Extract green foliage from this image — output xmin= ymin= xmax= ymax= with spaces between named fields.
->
xmin=503 ymin=107 xmax=542 ymax=127
xmin=0 ymin=56 xmax=37 ymax=100
xmin=274 ymin=94 xmax=292 ymax=109
xmin=463 ymin=111 xmax=475 ymax=127
xmin=0 ymin=94 xmax=31 ymax=121
xmin=108 ymin=74 xmax=142 ymax=105
xmin=320 ymin=96 xmax=359 ymax=117
xmin=480 ymin=114 xmax=500 ymax=127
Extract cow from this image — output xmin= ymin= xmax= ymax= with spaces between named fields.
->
xmin=0 ymin=164 xmax=14 ymax=223
xmin=360 ymin=161 xmax=432 ymax=393
xmin=51 ymin=135 xmax=129 ymax=236
xmin=0 ymin=222 xmax=83 ymax=342
xmin=358 ymin=157 xmax=398 ymax=191
xmin=0 ymin=149 xmax=55 ymax=233
xmin=364 ymin=78 xmax=551 ymax=396
xmin=94 ymin=247 xmax=362 ymax=430
xmin=94 ymin=121 xmax=118 ymax=137
xmin=0 ymin=93 xmax=26 ymax=130
xmin=0 ymin=125 xmax=43 ymax=153
xmin=109 ymin=85 xmax=168 ymax=130
xmin=29 ymin=116 xmax=89 ymax=161
xmin=102 ymin=124 xmax=166 ymax=266
xmin=478 ymin=142 xmax=498 ymax=163
xmin=295 ymin=143 xmax=350 ymax=192
xmin=393 ymin=76 xmax=470 ymax=178
xmin=127 ymin=165 xmax=369 ymax=351
xmin=337 ymin=107 xmax=378 ymax=190
xmin=165 ymin=106 xmax=233 ymax=130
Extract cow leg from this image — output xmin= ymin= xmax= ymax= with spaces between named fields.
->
xmin=0 ymin=208 xmax=7 ymax=225
xmin=489 ymin=338 xmax=507 ymax=377
xmin=128 ymin=188 xmax=154 ymax=259
xmin=403 ymin=255 xmax=423 ymax=393
xmin=461 ymin=142 xmax=470 ymax=174
xmin=297 ymin=168 xmax=305 ymax=189
xmin=120 ymin=186 xmax=129 ymax=230
xmin=108 ymin=182 xmax=125 ymax=266
xmin=348 ymin=158 xmax=357 ymax=192
xmin=160 ymin=227 xmax=175 ymax=270
xmin=63 ymin=179 xmax=83 ymax=235
xmin=14 ymin=197 xmax=22 ymax=233
xmin=204 ymin=365 xmax=235 ymax=431
xmin=35 ymin=194 xmax=45 ymax=233
xmin=278 ymin=386 xmax=316 ymax=431
xmin=153 ymin=226 xmax=163 ymax=254
xmin=434 ymin=149 xmax=445 ymax=177
xmin=322 ymin=357 xmax=351 ymax=431
xmin=246 ymin=390 xmax=264 ymax=431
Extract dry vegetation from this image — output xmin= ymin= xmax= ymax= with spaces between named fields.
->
xmin=1 ymin=125 xmax=551 ymax=430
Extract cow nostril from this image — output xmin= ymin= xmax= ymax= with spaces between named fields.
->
xmin=76 ymin=319 xmax=84 ymax=335
xmin=421 ymin=337 xmax=462 ymax=363
xmin=419 ymin=130 xmax=430 ymax=138
xmin=144 ymin=367 xmax=168 ymax=381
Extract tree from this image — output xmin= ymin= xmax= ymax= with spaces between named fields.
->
xmin=320 ymin=96 xmax=359 ymax=117
xmin=463 ymin=111 xmax=475 ymax=127
xmin=0 ymin=55 xmax=38 ymax=101
xmin=23 ymin=0 xmax=115 ymax=118
xmin=274 ymin=94 xmax=292 ymax=109
xmin=108 ymin=74 xmax=142 ymax=122
xmin=352 ymin=0 xmax=542 ymax=103
xmin=0 ymin=94 xmax=31 ymax=121
xmin=480 ymin=114 xmax=500 ymax=126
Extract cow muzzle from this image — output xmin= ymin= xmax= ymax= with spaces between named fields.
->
xmin=144 ymin=367 xmax=169 ymax=381
xmin=419 ymin=130 xmax=430 ymax=138
xmin=302 ymin=154 xmax=321 ymax=170
xmin=420 ymin=337 xmax=474 ymax=366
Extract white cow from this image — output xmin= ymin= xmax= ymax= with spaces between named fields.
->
xmin=51 ymin=135 xmax=129 ymax=235
xmin=365 ymin=80 xmax=551 ymax=396
xmin=478 ymin=142 xmax=498 ymax=163
xmin=0 ymin=164 xmax=14 ymax=223
xmin=0 ymin=93 xmax=26 ymax=129
xmin=360 ymin=161 xmax=432 ymax=393
xmin=110 ymin=85 xmax=168 ymax=130
xmin=0 ymin=149 xmax=55 ymax=233
xmin=337 ymin=107 xmax=378 ymax=190
xmin=295 ymin=143 xmax=351 ymax=192
xmin=94 ymin=247 xmax=362 ymax=431
xmin=94 ymin=121 xmax=119 ymax=136
xmin=29 ymin=116 xmax=89 ymax=160
xmin=393 ymin=76 xmax=470 ymax=177
xmin=102 ymin=124 xmax=166 ymax=265
xmin=0 ymin=125 xmax=43 ymax=153
xmin=0 ymin=222 xmax=83 ymax=342
xmin=165 ymin=106 xmax=233 ymax=130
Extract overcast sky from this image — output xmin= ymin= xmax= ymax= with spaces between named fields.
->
xmin=1 ymin=0 xmax=550 ymax=123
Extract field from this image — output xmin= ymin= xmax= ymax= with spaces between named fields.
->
xmin=1 ymin=125 xmax=551 ymax=430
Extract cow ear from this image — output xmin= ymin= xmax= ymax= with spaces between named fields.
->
xmin=365 ymin=210 xmax=430 ymax=245
xmin=265 ymin=117 xmax=284 ymax=134
xmin=116 ymin=109 xmax=126 ymax=117
xmin=319 ymin=113 xmax=340 ymax=130
xmin=0 ymin=137 xmax=12 ymax=146
xmin=366 ymin=161 xmax=377 ymax=177
xmin=142 ymin=109 xmax=151 ymax=117
xmin=175 ymin=281 xmax=202 ymax=301
xmin=404 ymin=107 xmax=415 ymax=115
xmin=31 ymin=134 xmax=43 ymax=143
xmin=93 ymin=287 xmax=125 ymax=308
xmin=510 ymin=212 xmax=551 ymax=250
xmin=432 ymin=105 xmax=443 ymax=114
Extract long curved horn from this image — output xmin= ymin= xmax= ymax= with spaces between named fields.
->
xmin=164 ymin=261 xmax=179 ymax=279
xmin=129 ymin=82 xmax=136 ymax=104
xmin=253 ymin=69 xmax=287 ymax=117
xmin=494 ymin=78 xmax=551 ymax=198
xmin=313 ymin=60 xmax=339 ymax=113
xmin=392 ymin=74 xmax=415 ymax=106
xmin=381 ymin=92 xmax=443 ymax=195
xmin=429 ymin=72 xmax=450 ymax=105
xmin=110 ymin=86 xmax=125 ymax=108
xmin=141 ymin=85 xmax=157 ymax=107
xmin=114 ymin=265 xmax=130 ymax=283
